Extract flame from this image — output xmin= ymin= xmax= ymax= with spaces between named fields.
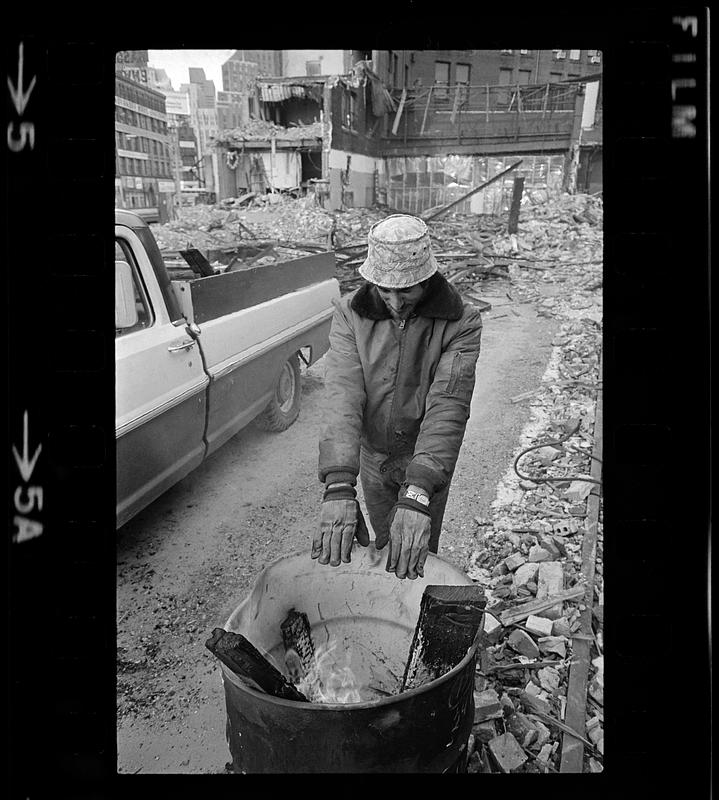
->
xmin=292 ymin=640 xmax=363 ymax=704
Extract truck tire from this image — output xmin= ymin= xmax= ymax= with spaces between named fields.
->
xmin=256 ymin=353 xmax=302 ymax=432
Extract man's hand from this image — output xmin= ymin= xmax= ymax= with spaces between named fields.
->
xmin=385 ymin=503 xmax=431 ymax=580
xmin=312 ymin=485 xmax=370 ymax=566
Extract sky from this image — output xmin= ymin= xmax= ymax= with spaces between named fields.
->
xmin=148 ymin=49 xmax=235 ymax=91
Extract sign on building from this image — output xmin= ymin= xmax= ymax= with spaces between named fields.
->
xmin=157 ymin=180 xmax=176 ymax=193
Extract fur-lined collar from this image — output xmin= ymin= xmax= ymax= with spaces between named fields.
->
xmin=350 ymin=271 xmax=464 ymax=320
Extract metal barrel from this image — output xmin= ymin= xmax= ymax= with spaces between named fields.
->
xmin=220 ymin=545 xmax=478 ymax=773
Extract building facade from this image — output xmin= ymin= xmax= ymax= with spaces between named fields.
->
xmin=222 ymin=56 xmax=260 ymax=95
xmin=373 ymin=49 xmax=602 ymax=91
xmin=223 ymin=50 xmax=282 ymax=79
xmin=181 ymin=68 xmax=219 ymax=192
xmin=114 ymin=73 xmax=176 ymax=219
xmin=217 ymin=90 xmax=250 ymax=131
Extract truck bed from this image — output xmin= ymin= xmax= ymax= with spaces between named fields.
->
xmin=171 ymin=251 xmax=336 ymax=324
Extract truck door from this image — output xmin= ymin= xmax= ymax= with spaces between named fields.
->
xmin=115 ymin=225 xmax=209 ymax=528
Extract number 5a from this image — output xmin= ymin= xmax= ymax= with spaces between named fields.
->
xmin=7 ymin=121 xmax=35 ymax=152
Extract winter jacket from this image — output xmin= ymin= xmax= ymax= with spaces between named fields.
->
xmin=318 ymin=271 xmax=483 ymax=497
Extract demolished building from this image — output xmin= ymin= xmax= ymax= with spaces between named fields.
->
xmin=211 ymin=60 xmax=602 ymax=214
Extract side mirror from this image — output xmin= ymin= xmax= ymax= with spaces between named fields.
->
xmin=115 ymin=260 xmax=138 ymax=329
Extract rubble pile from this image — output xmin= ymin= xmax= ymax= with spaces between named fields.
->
xmin=456 ymin=197 xmax=603 ymax=773
xmin=214 ymin=119 xmax=324 ymax=147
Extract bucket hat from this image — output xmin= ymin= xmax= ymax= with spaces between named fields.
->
xmin=358 ymin=214 xmax=438 ymax=289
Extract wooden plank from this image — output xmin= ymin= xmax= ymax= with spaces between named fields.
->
xmin=499 ymin=586 xmax=586 ymax=627
xmin=186 ymin=251 xmax=335 ymax=324
xmin=508 ymin=176 xmax=525 ymax=234
xmin=420 ymin=85 xmax=434 ymax=135
xmin=391 ymin=87 xmax=407 ymax=135
xmin=401 ymin=585 xmax=486 ymax=692
xmin=559 ymin=356 xmax=603 ymax=773
xmin=205 ymin=628 xmax=309 ymax=702
xmin=423 ymin=159 xmax=523 ymax=222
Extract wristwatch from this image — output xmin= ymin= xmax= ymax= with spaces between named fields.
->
xmin=405 ymin=488 xmax=430 ymax=507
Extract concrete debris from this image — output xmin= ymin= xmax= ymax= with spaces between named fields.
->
xmin=487 ymin=732 xmax=529 ymax=773
xmin=513 ymin=562 xmax=539 ymax=588
xmin=528 ymin=544 xmax=552 ymax=562
xmin=525 ymin=615 xmax=554 ymax=638
xmin=508 ymin=629 xmax=540 ymax=659
xmin=474 ymin=689 xmax=504 ymax=722
xmin=538 ymin=635 xmax=568 ymax=658
xmin=504 ymin=552 xmax=527 ymax=572
xmin=473 ymin=720 xmax=499 ymax=743
xmin=537 ymin=666 xmax=561 ymax=694
xmin=530 ymin=719 xmax=552 ymax=750
xmin=506 ymin=712 xmax=538 ymax=747
xmin=536 ymin=743 xmax=554 ymax=765
xmin=535 ymin=562 xmax=565 ymax=619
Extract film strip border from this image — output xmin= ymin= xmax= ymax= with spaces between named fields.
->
xmin=5 ymin=35 xmax=114 ymax=794
xmin=602 ymin=7 xmax=710 ymax=792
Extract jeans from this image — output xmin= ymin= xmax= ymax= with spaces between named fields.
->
xmin=359 ymin=445 xmax=452 ymax=554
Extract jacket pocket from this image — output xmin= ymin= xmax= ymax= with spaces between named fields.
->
xmin=446 ymin=352 xmax=476 ymax=397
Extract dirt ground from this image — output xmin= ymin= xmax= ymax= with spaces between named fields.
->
xmin=116 ymin=286 xmax=561 ymax=774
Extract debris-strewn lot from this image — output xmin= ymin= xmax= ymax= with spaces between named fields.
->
xmin=146 ymin=191 xmax=603 ymax=773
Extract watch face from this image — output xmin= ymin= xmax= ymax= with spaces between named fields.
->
xmin=407 ymin=490 xmax=429 ymax=506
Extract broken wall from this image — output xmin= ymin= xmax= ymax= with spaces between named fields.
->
xmin=328 ymin=149 xmax=382 ymax=210
xmin=216 ymin=149 xmax=303 ymax=198
xmin=383 ymin=154 xmax=566 ymax=215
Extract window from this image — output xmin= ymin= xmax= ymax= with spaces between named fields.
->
xmin=434 ymin=60 xmax=450 ymax=99
xmin=500 ymin=49 xmax=513 ymax=54
xmin=569 ymin=49 xmax=581 ymax=61
xmin=520 ymin=49 xmax=531 ymax=55
xmin=498 ymin=67 xmax=514 ymax=108
xmin=518 ymin=69 xmax=532 ymax=85
xmin=456 ymin=63 xmax=471 ymax=100
xmin=456 ymin=63 xmax=471 ymax=85
xmin=115 ymin=238 xmax=153 ymax=336
xmin=306 ymin=60 xmax=321 ymax=76
xmin=498 ymin=67 xmax=514 ymax=85
xmin=553 ymin=50 xmax=566 ymax=60
xmin=342 ymin=89 xmax=357 ymax=129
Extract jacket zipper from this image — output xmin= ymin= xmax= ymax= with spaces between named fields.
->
xmin=387 ymin=317 xmax=408 ymax=448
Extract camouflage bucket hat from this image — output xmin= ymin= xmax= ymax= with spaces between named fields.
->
xmin=358 ymin=214 xmax=439 ymax=289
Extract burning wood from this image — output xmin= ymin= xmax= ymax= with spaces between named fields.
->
xmin=402 ymin=585 xmax=487 ymax=692
xmin=205 ymin=628 xmax=309 ymax=702
xmin=280 ymin=609 xmax=315 ymax=676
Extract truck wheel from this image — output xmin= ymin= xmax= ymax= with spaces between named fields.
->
xmin=256 ymin=353 xmax=302 ymax=432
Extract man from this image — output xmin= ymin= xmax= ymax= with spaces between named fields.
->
xmin=312 ymin=214 xmax=483 ymax=580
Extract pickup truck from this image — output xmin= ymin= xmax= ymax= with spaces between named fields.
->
xmin=115 ymin=209 xmax=339 ymax=528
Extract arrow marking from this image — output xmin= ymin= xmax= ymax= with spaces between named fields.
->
xmin=7 ymin=42 xmax=37 ymax=116
xmin=12 ymin=411 xmax=42 ymax=483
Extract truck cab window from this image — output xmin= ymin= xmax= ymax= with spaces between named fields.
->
xmin=115 ymin=238 xmax=153 ymax=336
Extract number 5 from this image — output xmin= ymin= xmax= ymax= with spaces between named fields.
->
xmin=7 ymin=121 xmax=35 ymax=152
